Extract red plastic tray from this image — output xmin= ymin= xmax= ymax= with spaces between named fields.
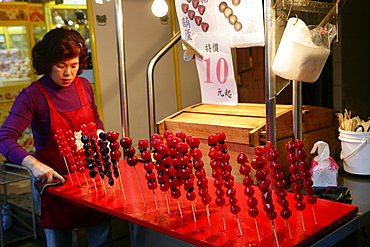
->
xmin=49 ymin=160 xmax=358 ymax=247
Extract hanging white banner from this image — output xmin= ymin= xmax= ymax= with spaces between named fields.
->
xmin=216 ymin=0 xmax=265 ymax=48
xmin=175 ymin=0 xmax=264 ymax=48
xmin=193 ymin=33 xmax=238 ymax=106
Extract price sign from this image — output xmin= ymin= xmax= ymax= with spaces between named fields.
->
xmin=193 ymin=33 xmax=238 ymax=106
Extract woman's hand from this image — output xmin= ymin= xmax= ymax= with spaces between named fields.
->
xmin=21 ymin=155 xmax=64 ymax=183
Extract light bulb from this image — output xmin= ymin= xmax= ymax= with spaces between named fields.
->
xmin=151 ymin=0 xmax=168 ymax=18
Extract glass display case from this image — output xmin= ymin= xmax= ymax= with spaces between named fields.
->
xmin=0 ymin=2 xmax=46 ymax=159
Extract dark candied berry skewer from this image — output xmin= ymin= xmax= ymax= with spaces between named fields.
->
xmin=286 ymin=140 xmax=306 ymax=232
xmin=175 ymin=140 xmax=196 ymax=221
xmin=216 ymin=131 xmax=243 ymax=236
xmin=238 ymin=152 xmax=261 ymax=242
xmin=252 ymin=146 xmax=280 ymax=247
xmin=295 ymin=139 xmax=318 ymax=225
xmin=187 ymin=134 xmax=212 ymax=226
xmin=151 ymin=135 xmax=172 ymax=213
xmin=207 ymin=133 xmax=227 ymax=231
xmin=138 ymin=139 xmax=158 ymax=210
xmin=80 ymin=124 xmax=98 ymax=192
xmin=120 ymin=136 xmax=146 ymax=207
xmin=266 ymin=141 xmax=292 ymax=239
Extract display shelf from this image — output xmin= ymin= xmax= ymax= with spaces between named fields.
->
xmin=0 ymin=162 xmax=37 ymax=247
xmin=49 ymin=160 xmax=358 ymax=247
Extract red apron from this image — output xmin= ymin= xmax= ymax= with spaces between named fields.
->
xmin=34 ymin=77 xmax=110 ymax=230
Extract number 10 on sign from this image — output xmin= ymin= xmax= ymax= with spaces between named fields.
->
xmin=194 ymin=34 xmax=238 ymax=106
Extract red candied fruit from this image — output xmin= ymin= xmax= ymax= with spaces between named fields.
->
xmin=266 ymin=149 xmax=279 ymax=161
xmin=201 ymin=195 xmax=212 ymax=205
xmin=185 ymin=135 xmax=200 ymax=148
xmin=295 ymin=201 xmax=306 ymax=211
xmin=239 ymin=165 xmax=251 ymax=175
xmin=215 ymin=197 xmax=226 ymax=207
xmin=216 ymin=131 xmax=226 ymax=142
xmin=124 ymin=146 xmax=136 ymax=158
xmin=138 ymin=139 xmax=149 ymax=149
xmin=151 ymin=133 xmax=162 ymax=141
xmin=106 ymin=131 xmax=119 ymax=142
xmin=163 ymin=130 xmax=173 ymax=139
xmin=207 ymin=134 xmax=218 ymax=145
xmin=248 ymin=208 xmax=259 ymax=218
xmin=237 ymin=152 xmax=249 ymax=164
xmin=176 ymin=131 xmax=187 ymax=140
xmin=186 ymin=191 xmax=196 ymax=201
xmin=285 ymin=141 xmax=295 ymax=153
xmin=175 ymin=142 xmax=189 ymax=154
xmin=157 ymin=144 xmax=169 ymax=156
xmin=109 ymin=141 xmax=120 ymax=150
xmin=230 ymin=205 xmax=241 ymax=214
xmin=294 ymin=139 xmax=305 ymax=149
xmin=120 ymin=137 xmax=132 ymax=148
xmin=251 ymin=156 xmax=266 ymax=169
xmin=110 ymin=150 xmax=122 ymax=160
xmin=254 ymin=146 xmax=266 ymax=157
xmin=126 ymin=156 xmax=138 ymax=166
xmin=280 ymin=208 xmax=292 ymax=219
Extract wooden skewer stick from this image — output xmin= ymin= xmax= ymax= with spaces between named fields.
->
xmin=254 ymin=218 xmax=261 ymax=242
xmin=63 ymin=157 xmax=74 ymax=185
xmin=300 ymin=211 xmax=306 ymax=232
xmin=271 ymin=220 xmax=280 ymax=247
xmin=312 ymin=205 xmax=318 ymax=225
xmin=74 ymin=172 xmax=81 ymax=186
xmin=191 ymin=201 xmax=197 ymax=222
xmin=285 ymin=219 xmax=293 ymax=240
xmin=133 ymin=166 xmax=146 ymax=207
xmin=236 ymin=214 xmax=243 ymax=236
xmin=177 ymin=199 xmax=183 ymax=218
xmin=221 ymin=207 xmax=227 ymax=231
xmin=164 ymin=192 xmax=171 ymax=214
xmin=117 ymin=167 xmax=127 ymax=200
xmin=206 ymin=204 xmax=211 ymax=226
xmin=152 ymin=190 xmax=158 ymax=211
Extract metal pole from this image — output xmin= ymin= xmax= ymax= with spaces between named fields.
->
xmin=114 ymin=0 xmax=129 ymax=137
xmin=146 ymin=31 xmax=182 ymax=139
xmin=292 ymin=80 xmax=302 ymax=141
xmin=264 ymin=0 xmax=276 ymax=146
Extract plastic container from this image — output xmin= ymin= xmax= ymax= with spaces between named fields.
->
xmin=272 ymin=17 xmax=331 ymax=83
xmin=338 ymin=128 xmax=370 ymax=175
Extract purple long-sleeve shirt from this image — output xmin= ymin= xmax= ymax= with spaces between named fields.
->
xmin=0 ymin=75 xmax=103 ymax=165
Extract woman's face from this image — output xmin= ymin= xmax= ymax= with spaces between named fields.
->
xmin=50 ymin=56 xmax=79 ymax=87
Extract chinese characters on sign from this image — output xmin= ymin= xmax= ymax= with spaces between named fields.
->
xmin=193 ymin=34 xmax=238 ymax=106
xmin=175 ymin=0 xmax=264 ymax=106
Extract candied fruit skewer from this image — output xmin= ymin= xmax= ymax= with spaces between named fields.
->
xmin=208 ymin=133 xmax=227 ymax=231
xmin=266 ymin=141 xmax=292 ymax=239
xmin=54 ymin=128 xmax=74 ymax=185
xmin=286 ymin=140 xmax=306 ymax=232
xmin=120 ymin=136 xmax=146 ymax=207
xmin=80 ymin=124 xmax=98 ymax=192
xmin=151 ymin=135 xmax=171 ymax=214
xmin=252 ymin=146 xmax=280 ymax=247
xmin=216 ymin=131 xmax=243 ymax=236
xmin=138 ymin=139 xmax=159 ymax=210
xmin=238 ymin=152 xmax=261 ymax=242
xmin=187 ymin=134 xmax=212 ymax=226
xmin=295 ymin=139 xmax=318 ymax=225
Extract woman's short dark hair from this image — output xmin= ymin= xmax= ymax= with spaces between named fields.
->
xmin=32 ymin=27 xmax=88 ymax=75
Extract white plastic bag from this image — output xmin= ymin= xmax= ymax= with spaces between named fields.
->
xmin=272 ymin=17 xmax=336 ymax=82
xmin=310 ymin=141 xmax=338 ymax=187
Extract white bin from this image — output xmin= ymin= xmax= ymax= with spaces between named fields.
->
xmin=339 ymin=128 xmax=370 ymax=175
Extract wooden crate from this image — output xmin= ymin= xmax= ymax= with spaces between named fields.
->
xmin=157 ymin=103 xmax=340 ymax=182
